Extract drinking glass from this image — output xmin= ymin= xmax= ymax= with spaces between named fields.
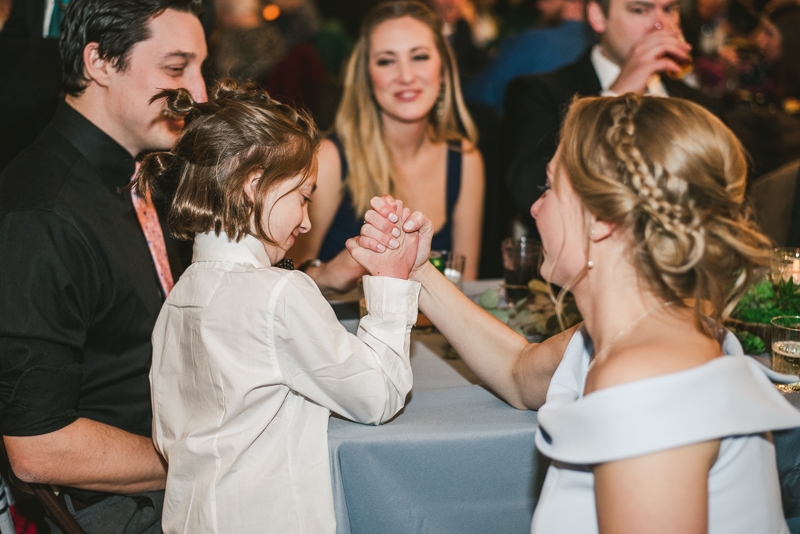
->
xmin=501 ymin=237 xmax=542 ymax=303
xmin=771 ymin=315 xmax=800 ymax=390
xmin=429 ymin=250 xmax=465 ymax=290
xmin=770 ymin=248 xmax=800 ymax=285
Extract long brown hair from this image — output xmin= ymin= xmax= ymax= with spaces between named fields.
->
xmin=134 ymin=80 xmax=320 ymax=244
xmin=335 ymin=0 xmax=477 ymax=216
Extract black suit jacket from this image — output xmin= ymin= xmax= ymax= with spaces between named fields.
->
xmin=501 ymin=51 xmax=724 ymax=216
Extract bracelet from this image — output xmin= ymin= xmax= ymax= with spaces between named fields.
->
xmin=297 ymin=259 xmax=322 ymax=272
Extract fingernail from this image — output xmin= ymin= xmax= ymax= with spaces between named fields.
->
xmin=377 ymin=244 xmax=385 ymax=252
xmin=391 ymin=228 xmax=401 ymax=238
xmin=388 ymin=213 xmax=398 ymax=223
xmin=389 ymin=238 xmax=399 ymax=249
xmin=404 ymin=221 xmax=414 ymax=231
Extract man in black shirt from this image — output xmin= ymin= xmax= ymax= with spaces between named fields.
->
xmin=0 ymin=1 xmax=207 ymax=532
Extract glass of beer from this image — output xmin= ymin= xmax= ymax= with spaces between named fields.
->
xmin=666 ymin=31 xmax=694 ymax=80
xmin=501 ymin=237 xmax=542 ymax=304
xmin=771 ymin=316 xmax=800 ymax=391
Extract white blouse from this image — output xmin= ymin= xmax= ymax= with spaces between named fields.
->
xmin=150 ymin=232 xmax=420 ymax=534
xmin=532 ymin=325 xmax=800 ymax=534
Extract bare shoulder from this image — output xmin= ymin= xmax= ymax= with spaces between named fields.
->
xmin=457 ymin=139 xmax=484 ymax=183
xmin=459 ymin=138 xmax=483 ymax=161
xmin=318 ymin=139 xmax=342 ymax=173
xmin=585 ymin=324 xmax=722 ymax=395
xmin=315 ymin=139 xmax=344 ymax=194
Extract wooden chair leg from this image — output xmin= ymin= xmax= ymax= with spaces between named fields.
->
xmin=27 ymin=483 xmax=86 ymax=534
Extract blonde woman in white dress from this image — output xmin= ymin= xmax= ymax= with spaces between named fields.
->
xmin=352 ymin=93 xmax=800 ymax=533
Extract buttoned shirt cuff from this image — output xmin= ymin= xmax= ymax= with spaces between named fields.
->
xmin=362 ymin=275 xmax=421 ymax=316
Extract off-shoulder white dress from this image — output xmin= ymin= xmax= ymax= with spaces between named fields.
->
xmin=532 ymin=325 xmax=800 ymax=534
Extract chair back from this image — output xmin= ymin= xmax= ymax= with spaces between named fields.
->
xmin=750 ymin=159 xmax=800 ymax=246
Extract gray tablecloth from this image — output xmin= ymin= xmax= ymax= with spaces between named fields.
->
xmin=328 ymin=330 xmax=540 ymax=534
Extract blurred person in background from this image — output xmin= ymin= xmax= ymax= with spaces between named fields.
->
xmin=754 ymin=1 xmax=800 ymax=103
xmin=0 ymin=0 xmax=62 ymax=172
xmin=289 ymin=0 xmax=484 ymax=293
xmin=270 ymin=0 xmax=322 ymax=49
xmin=210 ymin=0 xmax=286 ymax=84
xmin=429 ymin=0 xmax=487 ymax=83
xmin=464 ymin=0 xmax=593 ymax=111
xmin=470 ymin=0 xmax=501 ymax=49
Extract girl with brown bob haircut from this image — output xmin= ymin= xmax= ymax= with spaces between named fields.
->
xmin=356 ymin=93 xmax=800 ymax=533
xmin=139 ymin=80 xmax=424 ymax=534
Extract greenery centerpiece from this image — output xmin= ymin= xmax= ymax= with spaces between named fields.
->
xmin=479 ymin=279 xmax=582 ymax=342
xmin=728 ymin=276 xmax=800 ymax=354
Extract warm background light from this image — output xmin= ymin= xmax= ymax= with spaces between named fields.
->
xmin=263 ymin=4 xmax=281 ymax=21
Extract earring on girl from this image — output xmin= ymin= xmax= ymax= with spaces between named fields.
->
xmin=436 ymin=84 xmax=446 ymax=119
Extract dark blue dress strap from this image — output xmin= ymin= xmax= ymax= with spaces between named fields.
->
xmin=445 ymin=140 xmax=462 ymax=217
xmin=429 ymin=140 xmax=462 ymax=252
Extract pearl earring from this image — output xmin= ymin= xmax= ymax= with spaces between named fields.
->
xmin=587 ymin=260 xmax=594 ymax=269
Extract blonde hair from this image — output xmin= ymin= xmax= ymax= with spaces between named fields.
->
xmin=555 ymin=94 xmax=770 ymax=332
xmin=335 ymin=0 xmax=478 ymax=216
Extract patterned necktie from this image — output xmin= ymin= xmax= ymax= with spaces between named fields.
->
xmin=131 ymin=164 xmax=174 ymax=296
xmin=47 ymin=0 xmax=69 ymax=38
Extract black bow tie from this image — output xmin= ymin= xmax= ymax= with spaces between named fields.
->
xmin=274 ymin=258 xmax=294 ymax=270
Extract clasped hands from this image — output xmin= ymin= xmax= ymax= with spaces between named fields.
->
xmin=345 ymin=195 xmax=434 ymax=281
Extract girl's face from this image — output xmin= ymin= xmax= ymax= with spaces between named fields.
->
xmin=530 ymin=145 xmax=588 ymax=286
xmin=252 ymin=169 xmax=317 ymax=265
xmin=368 ymin=16 xmax=443 ymax=125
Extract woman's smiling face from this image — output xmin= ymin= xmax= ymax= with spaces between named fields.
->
xmin=367 ymin=16 xmax=443 ymax=125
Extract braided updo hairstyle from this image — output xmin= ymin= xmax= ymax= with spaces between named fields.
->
xmin=558 ymin=94 xmax=770 ymax=330
xmin=133 ymin=79 xmax=320 ymax=244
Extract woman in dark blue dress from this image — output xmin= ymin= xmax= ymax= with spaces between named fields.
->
xmin=289 ymin=1 xmax=484 ymax=294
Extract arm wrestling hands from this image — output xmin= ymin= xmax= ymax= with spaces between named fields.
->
xmin=349 ymin=195 xmax=575 ymax=410
xmin=345 ymin=198 xmax=427 ymax=280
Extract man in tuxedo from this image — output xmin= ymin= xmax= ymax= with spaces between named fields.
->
xmin=502 ymin=0 xmax=721 ymax=218
xmin=0 ymin=1 xmax=206 ymax=532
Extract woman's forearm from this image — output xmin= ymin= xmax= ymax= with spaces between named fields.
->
xmin=412 ymin=262 xmax=534 ymax=408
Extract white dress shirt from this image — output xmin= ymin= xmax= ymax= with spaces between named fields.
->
xmin=151 ymin=231 xmax=420 ymax=534
xmin=591 ymin=44 xmax=669 ymax=97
